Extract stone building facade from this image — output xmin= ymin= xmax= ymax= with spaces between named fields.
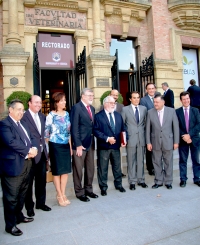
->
xmin=0 ymin=0 xmax=200 ymax=116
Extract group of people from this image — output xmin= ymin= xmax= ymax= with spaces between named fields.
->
xmin=0 ymin=82 xmax=200 ymax=237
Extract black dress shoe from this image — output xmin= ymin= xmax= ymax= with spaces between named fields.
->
xmin=116 ymin=186 xmax=126 ymax=192
xmin=138 ymin=183 xmax=148 ymax=188
xmin=121 ymin=173 xmax=126 ymax=178
xmin=77 ymin=195 xmax=90 ymax=202
xmin=36 ymin=204 xmax=51 ymax=211
xmin=27 ymin=209 xmax=35 ymax=217
xmin=194 ymin=181 xmax=200 ymax=187
xmin=101 ymin=190 xmax=107 ymax=196
xmin=152 ymin=184 xmax=163 ymax=189
xmin=180 ymin=180 xmax=186 ymax=187
xmin=129 ymin=184 xmax=135 ymax=190
xmin=86 ymin=192 xmax=99 ymax=198
xmin=148 ymin=169 xmax=155 ymax=176
xmin=17 ymin=217 xmax=34 ymax=224
xmin=6 ymin=226 xmax=23 ymax=236
xmin=165 ymin=184 xmax=172 ymax=189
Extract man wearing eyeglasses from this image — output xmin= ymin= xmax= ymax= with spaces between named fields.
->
xmin=94 ymin=96 xmax=126 ymax=196
xmin=70 ymin=88 xmax=98 ymax=202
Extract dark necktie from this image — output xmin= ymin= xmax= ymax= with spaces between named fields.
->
xmin=17 ymin=122 xmax=32 ymax=148
xmin=86 ymin=105 xmax=92 ymax=120
xmin=109 ymin=113 xmax=115 ymax=133
xmin=184 ymin=108 xmax=189 ymax=132
xmin=135 ymin=107 xmax=139 ymax=124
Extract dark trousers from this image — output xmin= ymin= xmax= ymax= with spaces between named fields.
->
xmin=145 ymin=146 xmax=154 ymax=172
xmin=1 ymin=159 xmax=32 ymax=230
xmin=25 ymin=152 xmax=47 ymax=210
xmin=72 ymin=148 xmax=94 ymax=197
xmin=179 ymin=144 xmax=200 ymax=182
xmin=97 ymin=149 xmax=122 ymax=191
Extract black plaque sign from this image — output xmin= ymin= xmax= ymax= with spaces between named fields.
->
xmin=96 ymin=78 xmax=109 ymax=87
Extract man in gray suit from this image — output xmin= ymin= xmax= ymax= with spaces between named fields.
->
xmin=146 ymin=94 xmax=179 ymax=189
xmin=140 ymin=83 xmax=159 ymax=176
xmin=121 ymin=92 xmax=148 ymax=190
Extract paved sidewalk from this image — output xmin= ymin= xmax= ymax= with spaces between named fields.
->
xmin=0 ymin=172 xmax=200 ymax=245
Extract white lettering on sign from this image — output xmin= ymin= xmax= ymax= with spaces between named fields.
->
xmin=41 ymin=42 xmax=70 ymax=49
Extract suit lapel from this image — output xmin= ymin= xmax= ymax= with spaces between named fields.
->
xmin=128 ymin=105 xmax=137 ymax=123
xmin=102 ymin=110 xmax=114 ymax=132
xmin=179 ymin=108 xmax=187 ymax=131
xmin=26 ymin=110 xmax=40 ymax=134
xmin=39 ymin=112 xmax=45 ymax=134
xmin=80 ymin=101 xmax=92 ymax=121
xmin=7 ymin=116 xmax=27 ymax=145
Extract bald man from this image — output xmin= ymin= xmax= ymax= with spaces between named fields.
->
xmin=21 ymin=95 xmax=51 ymax=217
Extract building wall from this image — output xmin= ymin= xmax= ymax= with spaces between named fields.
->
xmin=0 ymin=4 xmax=4 ymax=118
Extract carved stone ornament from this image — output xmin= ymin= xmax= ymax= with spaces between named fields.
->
xmin=10 ymin=77 xmax=19 ymax=87
xmin=168 ymin=1 xmax=200 ymax=32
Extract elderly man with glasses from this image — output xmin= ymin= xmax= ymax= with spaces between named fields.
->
xmin=94 ymin=96 xmax=126 ymax=196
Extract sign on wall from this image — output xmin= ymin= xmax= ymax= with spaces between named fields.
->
xmin=25 ymin=7 xmax=87 ymax=30
xmin=37 ymin=33 xmax=74 ymax=69
xmin=182 ymin=49 xmax=199 ymax=90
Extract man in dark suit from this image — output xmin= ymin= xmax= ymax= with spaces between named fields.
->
xmin=121 ymin=92 xmax=148 ymax=190
xmin=21 ymin=95 xmax=51 ymax=217
xmin=94 ymin=96 xmax=126 ymax=196
xmin=100 ymin=89 xmax=125 ymax=177
xmin=70 ymin=88 xmax=98 ymax=202
xmin=146 ymin=94 xmax=179 ymax=189
xmin=0 ymin=99 xmax=38 ymax=236
xmin=161 ymin=82 xmax=174 ymax=108
xmin=176 ymin=91 xmax=200 ymax=187
xmin=187 ymin=79 xmax=200 ymax=112
xmin=140 ymin=83 xmax=157 ymax=175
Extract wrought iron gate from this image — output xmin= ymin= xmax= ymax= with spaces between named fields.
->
xmin=139 ymin=53 xmax=154 ymax=97
xmin=75 ymin=46 xmax=87 ymax=102
xmin=111 ymin=49 xmax=119 ymax=91
xmin=128 ymin=63 xmax=140 ymax=92
xmin=33 ymin=43 xmax=40 ymax=96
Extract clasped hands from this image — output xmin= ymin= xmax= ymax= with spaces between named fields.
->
xmin=182 ymin=134 xmax=192 ymax=144
xmin=28 ymin=147 xmax=38 ymax=158
xmin=108 ymin=137 xmax=126 ymax=147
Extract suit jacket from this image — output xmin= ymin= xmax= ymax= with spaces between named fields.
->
xmin=94 ymin=110 xmax=126 ymax=150
xmin=176 ymin=106 xmax=200 ymax=147
xmin=99 ymin=103 xmax=124 ymax=113
xmin=121 ymin=105 xmax=147 ymax=147
xmin=164 ymin=89 xmax=174 ymax=108
xmin=187 ymin=85 xmax=200 ymax=107
xmin=21 ymin=110 xmax=48 ymax=163
xmin=140 ymin=95 xmax=154 ymax=111
xmin=70 ymin=101 xmax=95 ymax=151
xmin=146 ymin=107 xmax=179 ymax=151
xmin=0 ymin=116 xmax=37 ymax=176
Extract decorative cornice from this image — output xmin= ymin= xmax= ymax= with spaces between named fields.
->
xmin=101 ymin=0 xmax=151 ymax=39
xmin=24 ymin=0 xmax=89 ymax=13
xmin=168 ymin=2 xmax=200 ymax=32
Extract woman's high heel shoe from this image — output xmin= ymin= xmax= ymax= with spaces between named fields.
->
xmin=63 ymin=195 xmax=71 ymax=205
xmin=57 ymin=196 xmax=67 ymax=207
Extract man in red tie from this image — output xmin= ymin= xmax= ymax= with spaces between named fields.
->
xmin=70 ymin=88 xmax=98 ymax=202
xmin=176 ymin=91 xmax=200 ymax=188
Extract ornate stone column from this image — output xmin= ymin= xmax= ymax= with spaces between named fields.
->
xmin=6 ymin=0 xmax=21 ymax=44
xmin=92 ymin=0 xmax=104 ymax=50
xmin=0 ymin=0 xmax=30 ymax=111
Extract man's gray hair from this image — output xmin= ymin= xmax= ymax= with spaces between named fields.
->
xmin=8 ymin=99 xmax=23 ymax=109
xmin=161 ymin=82 xmax=169 ymax=87
xmin=81 ymin=88 xmax=93 ymax=96
xmin=103 ymin=96 xmax=114 ymax=104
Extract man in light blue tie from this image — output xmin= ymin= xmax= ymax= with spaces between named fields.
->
xmin=94 ymin=96 xmax=126 ymax=196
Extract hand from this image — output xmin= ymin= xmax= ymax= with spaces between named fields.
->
xmin=70 ymin=148 xmax=73 ymax=156
xmin=76 ymin=146 xmax=86 ymax=157
xmin=173 ymin=143 xmax=179 ymax=150
xmin=121 ymin=143 xmax=126 ymax=147
xmin=108 ymin=137 xmax=116 ymax=145
xmin=147 ymin=144 xmax=152 ymax=151
xmin=186 ymin=139 xmax=192 ymax=144
xmin=28 ymin=147 xmax=38 ymax=158
xmin=182 ymin=134 xmax=190 ymax=142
